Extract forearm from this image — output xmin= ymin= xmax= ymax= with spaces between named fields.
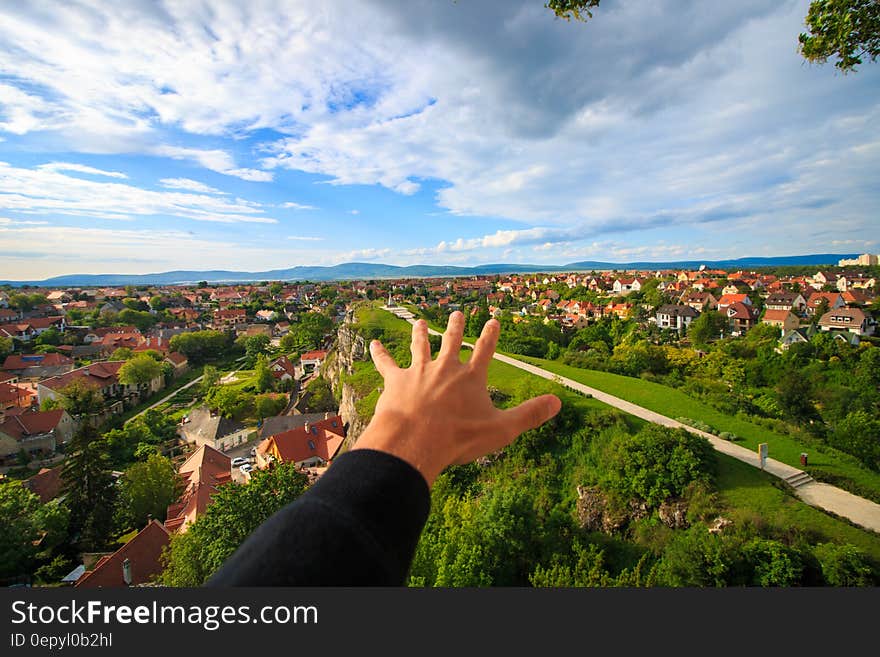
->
xmin=206 ymin=449 xmax=431 ymax=586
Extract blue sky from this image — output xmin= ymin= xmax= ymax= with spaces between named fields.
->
xmin=0 ymin=0 xmax=878 ymax=280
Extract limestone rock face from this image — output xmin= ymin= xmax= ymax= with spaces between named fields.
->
xmin=658 ymin=499 xmax=690 ymax=529
xmin=322 ymin=310 xmax=370 ymax=449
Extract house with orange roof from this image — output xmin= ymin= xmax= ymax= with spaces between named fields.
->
xmin=75 ymin=520 xmax=170 ymax=588
xmin=716 ymin=293 xmax=751 ymax=312
xmin=164 ymin=444 xmax=232 ymax=533
xmin=0 ymin=408 xmax=74 ymax=463
xmin=256 ymin=415 xmax=345 ymax=469
xmin=761 ymin=309 xmax=800 ymax=333
xmin=806 ymin=291 xmax=846 ymax=315
xmin=726 ymin=302 xmax=759 ymax=336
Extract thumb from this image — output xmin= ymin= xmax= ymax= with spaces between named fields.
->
xmin=500 ymin=394 xmax=562 ymax=439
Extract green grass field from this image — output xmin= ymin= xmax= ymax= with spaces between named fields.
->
xmin=513 ymin=356 xmax=880 ymax=501
xmin=371 ymin=305 xmax=880 ymax=553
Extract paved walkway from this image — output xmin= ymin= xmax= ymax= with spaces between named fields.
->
xmin=126 ymin=356 xmax=247 ymax=424
xmin=385 ymin=308 xmax=880 ymax=534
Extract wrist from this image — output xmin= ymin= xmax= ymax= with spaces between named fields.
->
xmin=352 ymin=410 xmax=444 ymax=487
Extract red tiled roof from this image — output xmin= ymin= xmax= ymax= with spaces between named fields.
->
xmin=3 ymin=353 xmax=73 ymax=371
xmin=717 ymin=293 xmax=749 ymax=306
xmin=41 ymin=361 xmax=125 ymax=391
xmin=300 ymin=350 xmax=328 ymax=361
xmin=22 ymin=466 xmax=63 ymax=503
xmin=258 ymin=415 xmax=345 ymax=464
xmin=165 ymin=352 xmax=188 ymax=366
xmin=762 ymin=309 xmax=795 ymax=323
xmin=0 ymin=382 xmax=36 ymax=405
xmin=75 ymin=520 xmax=170 ymax=588
xmin=0 ymin=409 xmax=65 ymax=440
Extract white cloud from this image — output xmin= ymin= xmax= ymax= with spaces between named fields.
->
xmin=154 ymin=146 xmax=272 ymax=182
xmin=37 ymin=162 xmax=128 ymax=179
xmin=0 ymin=162 xmax=277 ymax=224
xmin=348 ymin=209 xmax=360 ymax=215
xmin=280 ymin=202 xmax=318 ymax=210
xmin=342 ymin=247 xmax=391 ymax=261
xmin=159 ymin=178 xmax=226 ymax=194
xmin=286 ymin=235 xmax=324 ymax=241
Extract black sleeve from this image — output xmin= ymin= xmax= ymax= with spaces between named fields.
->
xmin=205 ymin=449 xmax=431 ymax=586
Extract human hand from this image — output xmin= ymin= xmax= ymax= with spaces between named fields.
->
xmin=352 ymin=311 xmax=562 ymax=486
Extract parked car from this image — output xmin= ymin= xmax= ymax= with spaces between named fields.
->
xmin=231 ymin=457 xmax=248 ymax=467
xmin=239 ymin=463 xmax=253 ymax=474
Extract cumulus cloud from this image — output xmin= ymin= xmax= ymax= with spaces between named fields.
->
xmin=153 ymin=146 xmax=272 ymax=182
xmin=0 ymin=0 xmax=877 ymax=267
xmin=0 ymin=162 xmax=277 ymax=224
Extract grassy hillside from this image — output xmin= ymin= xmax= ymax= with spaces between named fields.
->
xmin=514 ymin=356 xmax=880 ymax=502
xmin=358 ymin=305 xmax=880 ymax=577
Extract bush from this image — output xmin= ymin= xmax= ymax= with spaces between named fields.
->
xmin=813 ymin=543 xmax=876 ymax=586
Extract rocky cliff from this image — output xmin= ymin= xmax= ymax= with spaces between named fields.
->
xmin=322 ymin=309 xmax=371 ymax=449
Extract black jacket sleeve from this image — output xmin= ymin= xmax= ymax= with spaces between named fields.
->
xmin=205 ymin=449 xmax=431 ymax=586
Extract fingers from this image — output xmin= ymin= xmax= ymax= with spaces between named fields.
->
xmin=499 ymin=394 xmax=561 ymax=440
xmin=438 ymin=311 xmax=465 ymax=361
xmin=369 ymin=339 xmax=398 ymax=377
xmin=469 ymin=318 xmax=499 ymax=372
xmin=410 ymin=319 xmax=431 ymax=366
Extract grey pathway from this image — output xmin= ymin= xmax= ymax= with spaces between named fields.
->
xmin=384 ymin=307 xmax=880 ymax=534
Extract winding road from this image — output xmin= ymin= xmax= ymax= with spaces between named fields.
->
xmin=385 ymin=306 xmax=880 ymax=534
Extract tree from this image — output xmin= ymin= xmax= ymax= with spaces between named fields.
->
xmin=240 ymin=334 xmax=271 ymax=367
xmin=53 ymin=379 xmax=104 ymax=418
xmin=254 ymin=393 xmax=287 ymax=420
xmin=776 ymin=371 xmax=818 ymax=424
xmin=814 ymin=543 xmax=875 ymax=586
xmin=200 ymin=365 xmax=220 ymax=396
xmin=0 ymin=336 xmax=12 ymax=360
xmin=117 ymin=308 xmax=156 ymax=332
xmin=116 ymin=453 xmax=180 ymax=530
xmin=596 ymin=425 xmax=716 ymax=507
xmin=169 ymin=330 xmax=231 ymax=364
xmin=34 ymin=327 xmax=61 ymax=346
xmin=0 ymin=482 xmax=69 ymax=580
xmin=799 ymin=0 xmax=880 ymax=72
xmin=110 ymin=347 xmax=133 ymax=360
xmin=160 ymin=463 xmax=309 ymax=585
xmin=280 ymin=313 xmax=332 ymax=353
xmin=688 ymin=310 xmax=728 ymax=346
xmin=301 ymin=377 xmax=336 ymax=413
xmin=206 ymin=386 xmax=254 ymax=419
xmin=149 ymin=295 xmax=166 ymax=311
xmin=254 ymin=353 xmax=274 ymax=393
xmin=828 ymin=410 xmax=880 ymax=470
xmin=61 ymin=424 xmax=117 ymax=550
xmin=118 ymin=353 xmax=162 ymax=386
xmin=546 ymin=0 xmax=600 ymax=21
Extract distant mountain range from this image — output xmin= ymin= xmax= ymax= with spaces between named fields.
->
xmin=0 ymin=254 xmax=858 ymax=287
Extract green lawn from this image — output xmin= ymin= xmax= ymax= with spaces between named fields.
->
xmin=514 ymin=356 xmax=880 ymax=502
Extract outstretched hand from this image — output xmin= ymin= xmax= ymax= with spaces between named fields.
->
xmin=352 ymin=311 xmax=561 ymax=486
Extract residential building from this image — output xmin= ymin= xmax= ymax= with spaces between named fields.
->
xmin=0 ymin=409 xmax=75 ymax=463
xmin=300 ymin=350 xmax=328 ymax=373
xmin=178 ymin=406 xmax=251 ymax=451
xmin=164 ymin=352 xmax=189 ymax=377
xmin=612 ymin=278 xmax=643 ymax=295
xmin=256 ymin=414 xmax=345 ymax=468
xmin=164 ymin=444 xmax=232 ymax=533
xmin=2 ymin=353 xmax=74 ymax=379
xmin=22 ymin=466 xmax=64 ymax=503
xmin=0 ymin=382 xmax=37 ymax=415
xmin=75 ymin=520 xmax=170 ymax=588
xmin=806 ymin=292 xmax=846 ymax=315
xmin=761 ymin=309 xmax=800 ymax=333
xmin=681 ymin=292 xmax=717 ymax=313
xmin=38 ymin=361 xmax=163 ymax=419
xmin=269 ymin=355 xmax=298 ymax=382
xmin=716 ymin=294 xmax=751 ymax=312
xmin=764 ymin=292 xmax=807 ymax=314
xmin=655 ymin=304 xmax=698 ymax=332
xmin=817 ymin=308 xmax=876 ymax=336
xmin=838 ymin=253 xmax=879 ymax=267
xmin=726 ymin=302 xmax=759 ymax=335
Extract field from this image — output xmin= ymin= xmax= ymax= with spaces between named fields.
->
xmin=514 ymin=356 xmax=880 ymax=502
xmin=371 ymin=306 xmax=880 ymax=556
